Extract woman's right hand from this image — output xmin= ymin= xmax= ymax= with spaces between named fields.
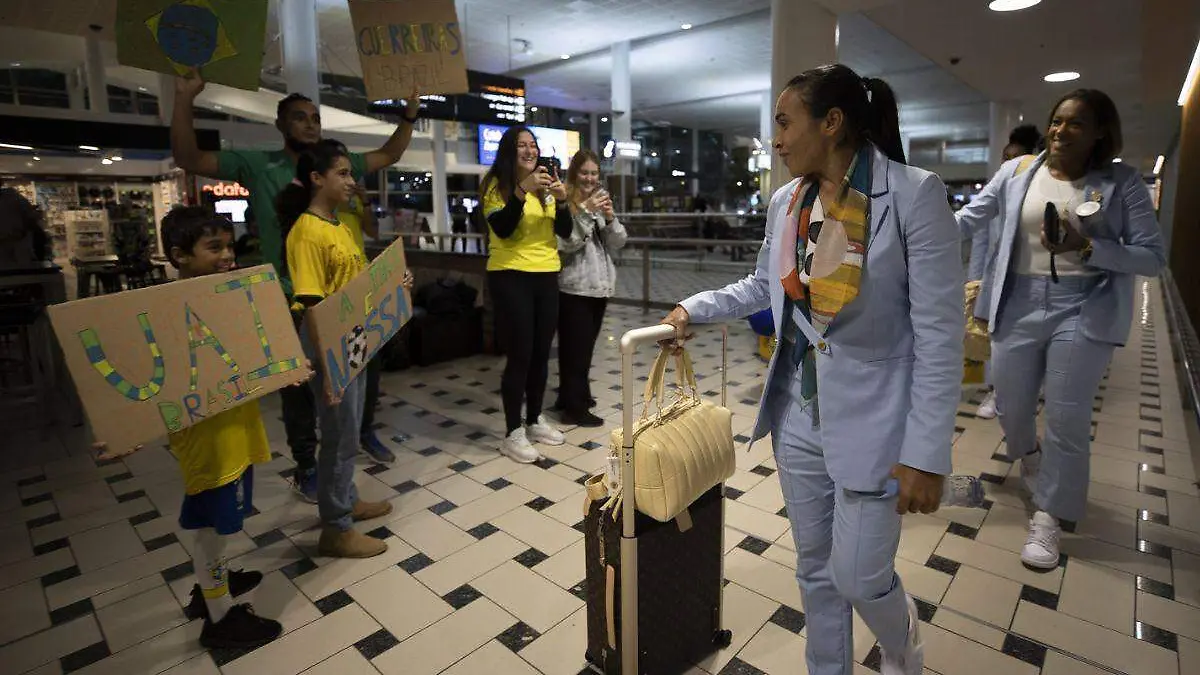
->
xmin=660 ymin=305 xmax=693 ymax=352
xmin=517 ymin=167 xmax=552 ymax=199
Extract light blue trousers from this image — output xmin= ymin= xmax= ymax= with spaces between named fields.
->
xmin=992 ymin=275 xmax=1114 ymax=523
xmin=768 ymin=345 xmax=911 ymax=675
xmin=301 ymin=322 xmax=366 ymax=532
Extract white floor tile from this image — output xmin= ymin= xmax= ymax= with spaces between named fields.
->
xmin=294 ymin=536 xmax=416 ymax=601
xmin=95 ymin=584 xmax=187 ymax=652
xmin=0 ymin=580 xmax=51 ymax=646
xmin=221 ymin=603 xmax=380 ymax=675
xmin=510 ymin=606 xmax=588 ymax=675
xmin=473 ymin=560 xmax=584 ymax=633
xmin=414 ymin=532 xmax=529 ymax=596
xmin=371 ymin=598 xmax=516 ymax=675
xmin=347 ymin=565 xmax=452 ymax=641
xmin=300 ymin=647 xmax=378 ymax=675
xmin=389 ymin=509 xmax=476 ymax=561
xmin=69 ymin=520 xmax=147 ymax=573
xmin=492 ymin=505 xmax=582 ymax=555
xmin=0 ymin=615 xmax=102 ymax=675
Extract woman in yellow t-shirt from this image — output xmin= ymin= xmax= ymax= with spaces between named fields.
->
xmin=481 ymin=126 xmax=573 ymax=463
xmin=278 ymin=140 xmax=409 ymax=560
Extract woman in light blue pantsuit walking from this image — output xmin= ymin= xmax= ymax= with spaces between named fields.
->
xmin=664 ymin=64 xmax=964 ymax=675
xmin=956 ymin=89 xmax=1164 ymax=569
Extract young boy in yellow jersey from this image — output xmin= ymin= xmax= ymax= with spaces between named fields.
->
xmin=95 ymin=206 xmax=289 ymax=649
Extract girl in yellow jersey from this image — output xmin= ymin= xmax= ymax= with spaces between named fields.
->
xmin=279 ymin=140 xmax=411 ymax=559
xmin=481 ymin=127 xmax=574 ymax=463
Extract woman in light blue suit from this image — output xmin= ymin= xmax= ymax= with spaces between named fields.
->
xmin=967 ymin=124 xmax=1044 ymax=419
xmin=663 ymin=64 xmax=963 ymax=675
xmin=955 ymin=89 xmax=1164 ymax=570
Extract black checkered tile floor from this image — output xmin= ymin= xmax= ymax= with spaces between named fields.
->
xmin=0 ymin=281 xmax=1197 ymax=675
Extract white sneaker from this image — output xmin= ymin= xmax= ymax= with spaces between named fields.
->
xmin=1021 ymin=510 xmax=1060 ymax=569
xmin=527 ymin=416 xmax=565 ymax=446
xmin=880 ymin=595 xmax=924 ymax=675
xmin=1020 ymin=448 xmax=1042 ymax=496
xmin=976 ymin=391 xmax=997 ymax=419
xmin=501 ymin=428 xmax=540 ymax=464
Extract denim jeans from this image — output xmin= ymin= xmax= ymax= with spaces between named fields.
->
xmin=300 ymin=321 xmax=365 ymax=532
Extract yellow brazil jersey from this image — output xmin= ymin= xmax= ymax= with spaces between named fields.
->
xmin=287 ymin=211 xmax=367 ymax=310
xmin=338 ymin=198 xmax=366 ymax=254
xmin=170 ymin=400 xmax=270 ymax=496
xmin=483 ymin=181 xmax=562 ymax=273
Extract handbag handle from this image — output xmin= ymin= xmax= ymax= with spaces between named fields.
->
xmin=641 ymin=347 xmax=701 ymax=420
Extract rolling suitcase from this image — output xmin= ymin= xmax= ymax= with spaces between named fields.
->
xmin=583 ymin=324 xmax=733 ymax=675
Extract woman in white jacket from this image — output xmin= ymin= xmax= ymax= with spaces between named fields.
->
xmin=554 ymin=150 xmax=628 ymax=427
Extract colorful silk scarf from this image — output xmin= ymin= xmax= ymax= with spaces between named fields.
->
xmin=777 ymin=145 xmax=873 ymax=407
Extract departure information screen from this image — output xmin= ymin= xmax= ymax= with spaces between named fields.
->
xmin=370 ymin=70 xmax=526 ymax=125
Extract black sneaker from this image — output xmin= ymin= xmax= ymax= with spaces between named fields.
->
xmin=186 ymin=569 xmax=265 ymax=620
xmin=563 ymin=410 xmax=605 ymax=428
xmin=199 ymin=603 xmax=282 ymax=650
xmin=588 ymin=397 xmax=598 ymax=408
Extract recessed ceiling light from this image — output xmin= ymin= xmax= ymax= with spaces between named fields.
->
xmin=10 ymin=62 xmax=21 ymax=67
xmin=101 ymin=158 xmax=113 ymax=165
xmin=560 ymin=54 xmax=571 ymax=60
xmin=530 ymin=106 xmax=538 ymax=112
xmin=1154 ymin=155 xmax=1165 ymax=174
xmin=1112 ymin=157 xmax=1122 ymax=163
xmin=79 ymin=145 xmax=99 ymax=151
xmin=32 ymin=155 xmax=40 ymax=161
xmin=0 ymin=142 xmax=33 ymax=150
xmin=601 ymin=116 xmax=609 ymax=122
xmin=1044 ymin=71 xmax=1080 ymax=82
xmin=111 ymin=155 xmax=123 ymax=162
xmin=988 ymin=0 xmax=1041 ymax=11
xmin=138 ymin=86 xmax=147 ymax=92
xmin=681 ymin=23 xmax=693 ymax=30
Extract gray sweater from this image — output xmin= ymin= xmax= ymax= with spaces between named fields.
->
xmin=558 ymin=208 xmax=628 ymax=298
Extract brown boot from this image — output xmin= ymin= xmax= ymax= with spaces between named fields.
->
xmin=318 ymin=526 xmax=388 ymax=558
xmin=351 ymin=499 xmax=394 ymax=522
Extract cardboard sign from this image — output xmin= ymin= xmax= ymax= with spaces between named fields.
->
xmin=116 ymin=0 xmax=269 ymax=92
xmin=306 ymin=238 xmax=413 ymax=400
xmin=48 ymin=265 xmax=307 ymax=452
xmin=348 ymin=0 xmax=469 ymax=100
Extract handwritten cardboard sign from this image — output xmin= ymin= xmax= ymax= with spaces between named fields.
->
xmin=306 ymin=238 xmax=413 ymax=400
xmin=47 ymin=265 xmax=307 ymax=452
xmin=116 ymin=0 xmax=269 ymax=91
xmin=348 ymin=0 xmax=469 ymax=100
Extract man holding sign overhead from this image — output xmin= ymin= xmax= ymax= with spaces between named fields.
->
xmin=169 ymin=71 xmax=419 ymax=502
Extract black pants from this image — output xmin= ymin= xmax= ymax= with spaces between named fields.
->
xmin=556 ymin=293 xmax=607 ymax=414
xmin=360 ymin=355 xmax=381 ymax=437
xmin=282 ymin=311 xmax=318 ymax=473
xmin=489 ymin=271 xmax=559 ymax=434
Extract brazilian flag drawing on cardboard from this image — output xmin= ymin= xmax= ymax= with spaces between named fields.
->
xmin=116 ymin=0 xmax=268 ymax=91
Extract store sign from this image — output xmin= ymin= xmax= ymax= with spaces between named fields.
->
xmin=477 ymin=124 xmax=580 ymax=167
xmin=603 ymin=140 xmax=643 ymax=159
xmin=47 ymin=265 xmax=307 ymax=453
xmin=371 ymin=70 xmax=525 ymax=125
xmin=348 ymin=0 xmax=469 ymax=100
xmin=201 ymin=181 xmax=250 ymax=198
xmin=306 ymin=238 xmax=412 ymax=401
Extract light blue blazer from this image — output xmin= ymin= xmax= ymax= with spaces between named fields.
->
xmin=680 ymin=146 xmax=964 ymax=491
xmin=956 ymin=153 xmax=1165 ymax=345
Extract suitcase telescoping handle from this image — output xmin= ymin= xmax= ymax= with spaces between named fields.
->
xmin=617 ymin=323 xmax=728 ymax=675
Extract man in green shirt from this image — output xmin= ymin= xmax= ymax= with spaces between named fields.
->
xmin=170 ymin=71 xmax=419 ymax=500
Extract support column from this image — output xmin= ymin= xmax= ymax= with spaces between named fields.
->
xmin=431 ymin=120 xmax=449 ymax=246
xmin=988 ymin=101 xmax=1020 ymax=176
xmin=610 ymin=40 xmax=633 ymax=207
xmin=768 ymin=0 xmax=836 ymax=192
xmin=67 ymin=67 xmax=86 ymax=110
xmin=157 ymin=73 xmax=175 ymax=125
xmin=84 ymin=30 xmax=108 ymax=113
xmin=690 ymin=127 xmax=701 ymax=197
xmin=279 ymin=0 xmax=321 ymax=103
xmin=589 ymin=112 xmax=600 ymax=153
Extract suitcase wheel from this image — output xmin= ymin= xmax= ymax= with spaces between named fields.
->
xmin=713 ymin=629 xmax=733 ymax=648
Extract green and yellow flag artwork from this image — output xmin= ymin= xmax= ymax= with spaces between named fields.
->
xmin=116 ymin=0 xmax=268 ymax=91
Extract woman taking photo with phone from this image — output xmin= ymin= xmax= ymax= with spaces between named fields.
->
xmin=554 ymin=150 xmax=628 ymax=427
xmin=482 ymin=126 xmax=574 ymax=463
xmin=956 ymin=89 xmax=1163 ymax=570
xmin=663 ymin=64 xmax=962 ymax=675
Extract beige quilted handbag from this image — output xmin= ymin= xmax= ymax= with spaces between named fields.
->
xmin=607 ymin=347 xmax=735 ymax=522
xmin=964 ymin=280 xmax=991 ymax=363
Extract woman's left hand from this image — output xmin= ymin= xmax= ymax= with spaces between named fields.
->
xmin=1041 ymin=216 xmax=1088 ymax=254
xmin=890 ymin=464 xmax=943 ymax=514
xmin=401 ymin=270 xmax=415 ymax=290
xmin=599 ymin=196 xmax=616 ymax=222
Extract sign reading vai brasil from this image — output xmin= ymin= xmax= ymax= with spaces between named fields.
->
xmin=47 ymin=266 xmax=308 ymax=452
xmin=306 ymin=238 xmax=413 ymax=401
